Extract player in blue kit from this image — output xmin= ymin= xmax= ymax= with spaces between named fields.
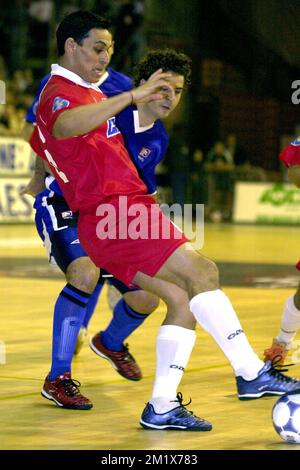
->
xmin=23 ymin=41 xmax=193 ymax=408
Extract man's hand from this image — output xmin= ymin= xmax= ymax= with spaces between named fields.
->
xmin=19 ymin=175 xmax=46 ymax=198
xmin=131 ymin=69 xmax=173 ymax=104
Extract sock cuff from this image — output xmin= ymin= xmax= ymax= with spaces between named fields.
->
xmin=119 ymin=299 xmax=149 ymax=319
xmin=157 ymin=325 xmax=196 ymax=343
xmin=61 ymin=284 xmax=91 ymax=307
xmin=286 ymin=295 xmax=300 ymax=316
xmin=189 ymin=288 xmax=224 ymax=311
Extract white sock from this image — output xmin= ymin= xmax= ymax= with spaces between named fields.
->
xmin=277 ymin=295 xmax=300 ymax=345
xmin=189 ymin=289 xmax=264 ymax=380
xmin=150 ymin=325 xmax=196 ymax=413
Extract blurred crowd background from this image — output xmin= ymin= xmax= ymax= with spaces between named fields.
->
xmin=1 ymin=0 xmax=300 ymax=221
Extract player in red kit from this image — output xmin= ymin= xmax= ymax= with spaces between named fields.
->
xmin=264 ymin=138 xmax=300 ymax=364
xmin=31 ymin=11 xmax=300 ymax=431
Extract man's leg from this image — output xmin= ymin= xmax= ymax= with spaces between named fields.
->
xmin=133 ymin=243 xmax=300 ymax=401
xmin=90 ymin=283 xmax=159 ymax=380
xmin=35 ymin=195 xmax=100 ymax=408
xmin=134 ymin=278 xmax=211 ymax=431
xmin=81 ymin=278 xmax=105 ymax=330
xmin=42 ymin=256 xmax=99 ymax=409
xmin=101 ymin=289 xmax=159 ymax=351
xmin=264 ymin=282 xmax=300 ymax=364
xmin=74 ymin=277 xmax=104 ymax=355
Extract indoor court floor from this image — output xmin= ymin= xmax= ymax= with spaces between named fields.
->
xmin=1 ymin=223 xmax=300 ymax=450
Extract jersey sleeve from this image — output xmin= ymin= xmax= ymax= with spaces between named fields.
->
xmin=40 ymin=89 xmax=86 ymax=133
xmin=139 ymin=168 xmax=157 ymax=194
xmin=279 ymin=139 xmax=300 ymax=167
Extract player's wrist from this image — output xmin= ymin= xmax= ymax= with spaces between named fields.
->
xmin=128 ymin=91 xmax=135 ymax=106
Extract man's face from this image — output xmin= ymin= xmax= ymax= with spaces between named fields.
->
xmin=145 ymin=73 xmax=184 ymax=119
xmin=72 ymin=28 xmax=113 ymax=82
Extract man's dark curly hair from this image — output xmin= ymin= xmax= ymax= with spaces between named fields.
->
xmin=133 ymin=49 xmax=192 ymax=87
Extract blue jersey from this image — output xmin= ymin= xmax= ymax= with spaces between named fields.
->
xmin=116 ymin=106 xmax=169 ymax=194
xmin=98 ymin=67 xmax=132 ymax=96
xmin=25 ymin=74 xmax=50 ymax=124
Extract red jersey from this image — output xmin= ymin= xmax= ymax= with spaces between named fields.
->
xmin=30 ymin=64 xmax=147 ymax=212
xmin=279 ymin=138 xmax=300 ymax=168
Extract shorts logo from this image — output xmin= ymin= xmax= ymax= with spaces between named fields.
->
xmin=138 ymin=147 xmax=151 ymax=162
xmin=52 ymin=97 xmax=70 ymax=113
xmin=107 ymin=117 xmax=120 ymax=137
xmin=70 ymin=239 xmax=80 ymax=245
xmin=61 ymin=211 xmax=73 ymax=219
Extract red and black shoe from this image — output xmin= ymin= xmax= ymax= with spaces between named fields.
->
xmin=89 ymin=333 xmax=142 ymax=381
xmin=263 ymin=338 xmax=289 ymax=365
xmin=41 ymin=373 xmax=93 ymax=410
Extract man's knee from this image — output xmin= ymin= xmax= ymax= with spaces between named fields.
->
xmin=187 ymin=258 xmax=220 ymax=298
xmin=124 ymin=290 xmax=160 ymax=314
xmin=66 ymin=257 xmax=100 ymax=293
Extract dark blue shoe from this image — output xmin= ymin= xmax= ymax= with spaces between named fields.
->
xmin=140 ymin=393 xmax=212 ymax=431
xmin=237 ymin=361 xmax=300 ymax=400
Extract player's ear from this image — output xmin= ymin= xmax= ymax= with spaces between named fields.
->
xmin=65 ymin=37 xmax=77 ymax=55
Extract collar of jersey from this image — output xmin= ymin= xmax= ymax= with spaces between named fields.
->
xmin=133 ymin=109 xmax=154 ymax=133
xmin=51 ymin=64 xmax=101 ymax=92
xmin=96 ymin=70 xmax=109 ymax=86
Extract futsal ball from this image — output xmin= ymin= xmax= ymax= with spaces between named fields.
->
xmin=272 ymin=393 xmax=300 ymax=444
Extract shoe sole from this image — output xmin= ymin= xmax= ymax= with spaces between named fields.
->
xmin=140 ymin=418 xmax=212 ymax=431
xmin=238 ymin=390 xmax=286 ymax=400
xmin=41 ymin=389 xmax=93 ymax=410
xmin=89 ymin=338 xmax=142 ymax=381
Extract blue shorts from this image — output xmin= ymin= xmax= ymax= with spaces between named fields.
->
xmin=34 ymin=189 xmax=137 ymax=293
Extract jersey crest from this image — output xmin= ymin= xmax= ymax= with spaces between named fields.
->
xmin=138 ymin=147 xmax=152 ymax=162
xmin=106 ymin=117 xmax=121 ymax=138
xmin=52 ymin=96 xmax=70 ymax=113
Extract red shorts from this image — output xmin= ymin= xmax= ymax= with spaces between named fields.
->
xmin=78 ymin=195 xmax=188 ymax=286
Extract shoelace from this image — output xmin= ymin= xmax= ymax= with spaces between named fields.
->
xmin=271 ymin=355 xmax=295 ymax=371
xmin=171 ymin=392 xmax=192 ymax=407
xmin=58 ymin=378 xmax=82 ymax=397
xmin=113 ymin=344 xmax=136 ymax=365
xmin=113 ymin=347 xmax=132 ymax=362
xmin=268 ymin=362 xmax=298 ymax=384
xmin=170 ymin=393 xmax=206 ymax=425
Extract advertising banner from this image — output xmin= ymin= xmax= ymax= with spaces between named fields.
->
xmin=0 ymin=177 xmax=34 ymax=222
xmin=0 ymin=137 xmax=35 ymax=176
xmin=233 ymin=182 xmax=300 ymax=224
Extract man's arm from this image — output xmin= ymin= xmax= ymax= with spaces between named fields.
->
xmin=20 ymin=155 xmax=46 ymax=197
xmin=20 ymin=121 xmax=47 ymax=197
xmin=53 ymin=70 xmax=170 ymax=139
